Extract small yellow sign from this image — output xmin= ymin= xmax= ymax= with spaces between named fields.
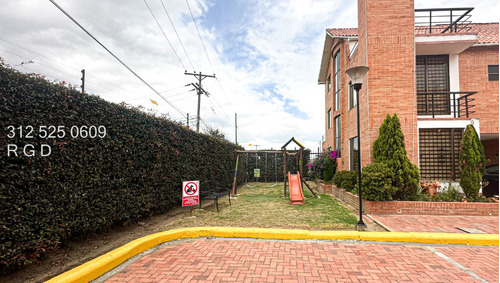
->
xmin=254 ymin=169 xmax=260 ymax=178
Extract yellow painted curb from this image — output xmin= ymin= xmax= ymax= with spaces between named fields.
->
xmin=45 ymin=227 xmax=499 ymax=283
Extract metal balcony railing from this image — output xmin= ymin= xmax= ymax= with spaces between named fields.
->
xmin=415 ymin=8 xmax=473 ymax=34
xmin=417 ymin=91 xmax=477 ymax=118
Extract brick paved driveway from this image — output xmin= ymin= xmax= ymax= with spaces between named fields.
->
xmin=100 ymin=238 xmax=499 ymax=283
xmin=369 ymin=215 xmax=499 ymax=234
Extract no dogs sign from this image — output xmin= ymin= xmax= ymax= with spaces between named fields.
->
xmin=182 ymin=180 xmax=199 ymax=206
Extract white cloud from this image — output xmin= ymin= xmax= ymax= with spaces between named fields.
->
xmin=0 ymin=0 xmax=496 ymax=151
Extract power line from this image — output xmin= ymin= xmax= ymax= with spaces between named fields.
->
xmin=160 ymin=0 xmax=195 ymax=71
xmin=143 ymin=0 xmax=186 ymax=70
xmin=185 ymin=0 xmax=215 ymax=74
xmin=49 ymin=0 xmax=186 ymax=118
xmin=0 ymin=38 xmax=139 ymax=98
xmin=182 ymin=1 xmax=237 ymax=129
xmin=123 ymin=86 xmax=190 ymax=103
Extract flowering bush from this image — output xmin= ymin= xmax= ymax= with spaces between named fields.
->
xmin=307 ymin=150 xmax=338 ymax=182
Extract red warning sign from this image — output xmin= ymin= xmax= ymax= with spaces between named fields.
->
xmin=182 ymin=181 xmax=199 ymax=206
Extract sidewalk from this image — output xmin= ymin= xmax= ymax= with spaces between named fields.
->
xmin=368 ymin=215 xmax=499 ymax=234
xmin=48 ymin=215 xmax=499 ymax=283
xmin=99 ymin=238 xmax=498 ymax=283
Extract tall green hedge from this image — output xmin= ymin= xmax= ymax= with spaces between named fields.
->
xmin=0 ymin=63 xmax=243 ymax=274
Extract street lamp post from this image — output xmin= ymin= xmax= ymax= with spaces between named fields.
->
xmin=345 ymin=66 xmax=369 ymax=227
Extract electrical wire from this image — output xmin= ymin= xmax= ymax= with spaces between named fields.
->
xmin=0 ymin=38 xmax=139 ymax=98
xmin=185 ymin=0 xmax=215 ymax=74
xmin=143 ymin=0 xmax=186 ymax=70
xmin=49 ymin=0 xmax=186 ymax=118
xmin=160 ymin=0 xmax=195 ymax=71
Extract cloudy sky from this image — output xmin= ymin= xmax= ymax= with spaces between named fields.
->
xmin=1 ymin=0 xmax=498 ymax=150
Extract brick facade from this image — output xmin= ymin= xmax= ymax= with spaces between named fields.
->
xmin=459 ymin=45 xmax=500 ymax=135
xmin=320 ymin=0 xmax=499 ymax=176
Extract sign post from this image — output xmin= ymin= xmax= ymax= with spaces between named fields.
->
xmin=182 ymin=181 xmax=199 ymax=207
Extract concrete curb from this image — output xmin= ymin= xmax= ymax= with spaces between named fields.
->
xmin=45 ymin=227 xmax=499 ymax=283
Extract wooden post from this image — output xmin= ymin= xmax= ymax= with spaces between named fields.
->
xmin=283 ymin=150 xmax=287 ymax=197
xmin=231 ymin=152 xmax=240 ymax=196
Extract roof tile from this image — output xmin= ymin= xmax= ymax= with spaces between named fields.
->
xmin=327 ymin=23 xmax=498 ymax=44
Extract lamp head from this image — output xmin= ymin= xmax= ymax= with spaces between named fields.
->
xmin=345 ymin=66 xmax=369 ymax=90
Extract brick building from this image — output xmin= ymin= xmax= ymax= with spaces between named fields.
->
xmin=318 ymin=0 xmax=499 ymax=183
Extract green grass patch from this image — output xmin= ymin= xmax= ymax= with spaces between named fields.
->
xmin=168 ymin=182 xmax=358 ymax=230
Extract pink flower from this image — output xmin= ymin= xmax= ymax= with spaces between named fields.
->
xmin=329 ymin=150 xmax=338 ymax=159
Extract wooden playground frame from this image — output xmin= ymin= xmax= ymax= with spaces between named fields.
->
xmin=231 ymin=137 xmax=317 ymax=198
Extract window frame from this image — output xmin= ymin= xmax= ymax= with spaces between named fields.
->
xmin=327 ymin=74 xmax=332 ymax=93
xmin=349 ymin=136 xmax=358 ymax=171
xmin=488 ymin=65 xmax=499 ymax=81
xmin=327 ymin=108 xmax=332 ymax=129
xmin=416 ymin=54 xmax=451 ymax=116
xmin=348 ymin=81 xmax=356 ymax=110
xmin=334 ymin=51 xmax=341 ymax=111
xmin=334 ymin=115 xmax=341 ymax=157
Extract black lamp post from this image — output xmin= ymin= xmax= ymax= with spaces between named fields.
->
xmin=345 ymin=66 xmax=369 ymax=227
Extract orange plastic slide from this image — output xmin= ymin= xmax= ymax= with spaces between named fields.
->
xmin=288 ymin=172 xmax=305 ymax=205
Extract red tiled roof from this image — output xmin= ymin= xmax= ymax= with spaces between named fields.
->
xmin=327 ymin=23 xmax=498 ymax=44
xmin=326 ymin=28 xmax=358 ymax=37
xmin=471 ymin=23 xmax=499 ymax=44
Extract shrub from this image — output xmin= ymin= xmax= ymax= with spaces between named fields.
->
xmin=332 ymin=170 xmax=358 ymax=193
xmin=307 ymin=150 xmax=338 ymax=181
xmin=459 ymin=125 xmax=486 ymax=201
xmin=430 ymin=187 xmax=463 ymax=202
xmin=361 ymin=163 xmax=396 ymax=201
xmin=0 ymin=63 xmax=243 ymax=274
xmin=373 ymin=114 xmax=420 ymax=200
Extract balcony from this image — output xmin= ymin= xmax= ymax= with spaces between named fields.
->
xmin=414 ymin=8 xmax=477 ymax=55
xmin=415 ymin=8 xmax=473 ymax=35
xmin=417 ymin=91 xmax=477 ymax=118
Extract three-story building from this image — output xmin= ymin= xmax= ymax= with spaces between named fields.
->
xmin=318 ymin=0 xmax=498 ymax=184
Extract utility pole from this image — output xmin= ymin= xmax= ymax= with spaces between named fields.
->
xmin=235 ymin=113 xmax=238 ymax=145
xmin=184 ymin=71 xmax=215 ymax=132
xmin=187 ymin=113 xmax=189 ymax=128
xmin=80 ymin=69 xmax=85 ymax=93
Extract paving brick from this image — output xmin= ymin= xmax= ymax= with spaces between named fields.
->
xmin=103 ymin=238 xmax=498 ymax=282
xmin=370 ymin=214 xmax=499 ymax=233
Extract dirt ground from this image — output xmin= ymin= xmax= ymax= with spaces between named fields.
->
xmin=2 ymin=186 xmax=386 ymax=283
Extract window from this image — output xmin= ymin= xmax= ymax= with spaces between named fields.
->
xmin=334 ymin=115 xmax=341 ymax=157
xmin=419 ymin=128 xmax=463 ymax=180
xmin=327 ymin=108 xmax=331 ymax=129
xmin=327 ymin=74 xmax=331 ymax=93
xmin=334 ymin=51 xmax=341 ymax=111
xmin=349 ymin=137 xmax=358 ymax=171
xmin=488 ymin=65 xmax=499 ymax=81
xmin=348 ymin=82 xmax=356 ymax=110
xmin=416 ymin=55 xmax=450 ymax=115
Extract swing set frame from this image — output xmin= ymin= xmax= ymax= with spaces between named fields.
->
xmin=231 ymin=137 xmax=318 ymax=198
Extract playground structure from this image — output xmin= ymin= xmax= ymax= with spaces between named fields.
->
xmin=242 ymin=152 xmax=279 ymax=188
xmin=231 ymin=137 xmax=318 ymax=203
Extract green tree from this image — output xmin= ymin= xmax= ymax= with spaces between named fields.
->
xmin=372 ymin=114 xmax=420 ymax=200
xmin=459 ymin=124 xmax=486 ymax=201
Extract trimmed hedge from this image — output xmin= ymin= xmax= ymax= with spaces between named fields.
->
xmin=361 ymin=163 xmax=396 ymax=201
xmin=332 ymin=170 xmax=358 ymax=193
xmin=0 ymin=63 xmax=243 ymax=274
